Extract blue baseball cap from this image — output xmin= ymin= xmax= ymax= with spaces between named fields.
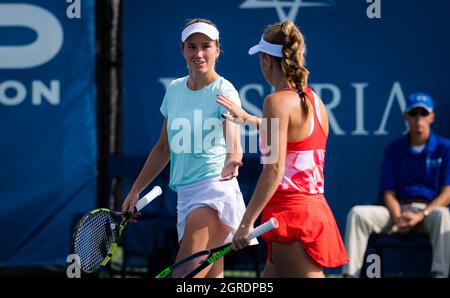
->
xmin=406 ymin=92 xmax=434 ymax=112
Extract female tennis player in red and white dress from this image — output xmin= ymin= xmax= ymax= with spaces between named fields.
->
xmin=217 ymin=20 xmax=348 ymax=277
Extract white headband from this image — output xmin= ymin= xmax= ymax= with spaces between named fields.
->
xmin=181 ymin=22 xmax=220 ymax=42
xmin=248 ymin=35 xmax=283 ymax=57
xmin=248 ymin=35 xmax=306 ymax=57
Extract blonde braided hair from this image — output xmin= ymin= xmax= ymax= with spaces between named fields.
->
xmin=263 ymin=20 xmax=310 ymax=116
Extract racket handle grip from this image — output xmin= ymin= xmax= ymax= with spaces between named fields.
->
xmin=248 ymin=217 xmax=279 ymax=239
xmin=135 ymin=186 xmax=163 ymax=212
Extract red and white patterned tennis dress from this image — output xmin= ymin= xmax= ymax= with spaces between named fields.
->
xmin=260 ymin=87 xmax=348 ymax=268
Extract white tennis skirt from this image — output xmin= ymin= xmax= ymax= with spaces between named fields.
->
xmin=176 ymin=175 xmax=258 ymax=245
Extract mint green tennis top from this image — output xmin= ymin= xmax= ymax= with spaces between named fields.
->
xmin=160 ymin=76 xmax=241 ymax=191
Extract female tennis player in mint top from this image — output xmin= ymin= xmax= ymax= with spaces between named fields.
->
xmin=122 ymin=18 xmax=252 ymax=278
xmin=218 ymin=21 xmax=348 ymax=277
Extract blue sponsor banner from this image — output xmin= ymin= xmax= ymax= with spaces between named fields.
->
xmin=123 ymin=0 xmax=449 ymax=267
xmin=0 ymin=0 xmax=97 ymax=266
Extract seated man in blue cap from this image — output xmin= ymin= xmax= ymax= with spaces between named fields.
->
xmin=342 ymin=92 xmax=450 ymax=278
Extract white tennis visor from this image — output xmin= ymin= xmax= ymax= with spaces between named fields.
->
xmin=248 ymin=35 xmax=283 ymax=57
xmin=181 ymin=23 xmax=220 ymax=42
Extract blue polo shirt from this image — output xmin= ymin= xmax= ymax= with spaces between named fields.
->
xmin=379 ymin=132 xmax=450 ymax=202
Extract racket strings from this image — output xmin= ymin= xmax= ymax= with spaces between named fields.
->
xmin=74 ymin=211 xmax=120 ymax=273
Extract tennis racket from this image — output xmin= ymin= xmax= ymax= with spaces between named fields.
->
xmin=72 ymin=185 xmax=163 ymax=273
xmin=155 ymin=217 xmax=279 ymax=278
